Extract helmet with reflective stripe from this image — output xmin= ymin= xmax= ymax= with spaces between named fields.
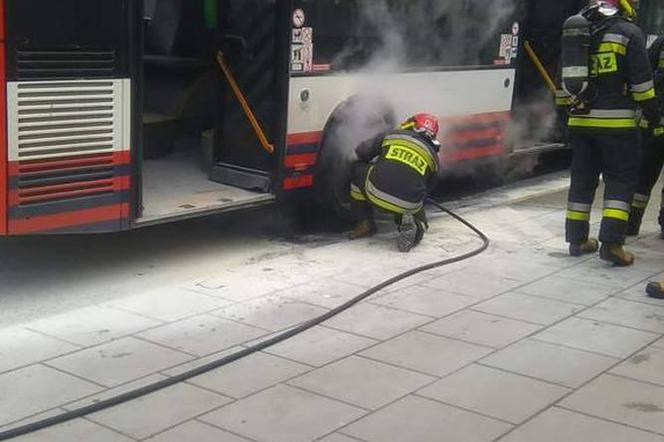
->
xmin=400 ymin=113 xmax=439 ymax=140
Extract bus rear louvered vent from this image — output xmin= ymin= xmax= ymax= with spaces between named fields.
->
xmin=16 ymin=50 xmax=116 ymax=80
xmin=14 ymin=81 xmax=117 ymax=159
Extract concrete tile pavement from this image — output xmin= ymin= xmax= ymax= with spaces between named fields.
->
xmin=5 ymin=175 xmax=664 ymax=441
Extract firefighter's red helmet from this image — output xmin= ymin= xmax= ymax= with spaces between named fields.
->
xmin=401 ymin=113 xmax=439 ymax=140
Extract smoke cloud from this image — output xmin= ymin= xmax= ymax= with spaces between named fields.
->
xmin=319 ymin=0 xmax=525 ymax=199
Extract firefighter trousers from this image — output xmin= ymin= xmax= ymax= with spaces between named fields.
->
xmin=631 ymin=133 xmax=664 ymax=229
xmin=566 ymin=131 xmax=640 ymax=245
xmin=350 ymin=162 xmax=373 ymax=221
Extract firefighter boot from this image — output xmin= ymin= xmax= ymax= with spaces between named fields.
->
xmin=599 ymin=243 xmax=635 ymax=267
xmin=349 ymin=219 xmax=377 ymax=240
xmin=398 ymin=213 xmax=418 ymax=252
xmin=626 ymin=208 xmax=644 ymax=237
xmin=569 ymin=238 xmax=599 ymax=257
xmin=646 ymin=281 xmax=664 ymax=299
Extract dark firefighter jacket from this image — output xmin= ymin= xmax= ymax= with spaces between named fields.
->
xmin=567 ymin=16 xmax=660 ymax=132
xmin=354 ymin=130 xmax=440 ymax=214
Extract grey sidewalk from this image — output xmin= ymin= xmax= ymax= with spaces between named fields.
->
xmin=3 ymin=173 xmax=664 ymax=441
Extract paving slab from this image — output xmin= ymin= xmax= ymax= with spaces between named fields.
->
xmin=555 ymin=262 xmax=655 ymax=290
xmin=144 ymin=420 xmax=252 ymax=441
xmin=560 ymin=374 xmax=664 ymax=435
xmin=288 ymin=355 xmax=435 ymax=410
xmin=610 ymin=347 xmax=664 ymax=387
xmin=515 ymin=275 xmax=614 ymax=305
xmin=498 ymin=407 xmax=664 ymax=442
xmin=63 ymin=374 xmax=168 ymax=410
xmin=276 ymin=278 xmax=366 ymax=308
xmin=0 ymin=327 xmax=80 ymax=374
xmin=137 ymin=314 xmax=267 ymax=357
xmin=105 ymin=287 xmax=231 ymax=322
xmin=480 ymin=339 xmax=618 ymax=388
xmin=212 ymin=296 xmax=329 ymax=331
xmin=47 ymin=337 xmax=192 ymax=387
xmin=417 ymin=364 xmax=570 ymax=424
xmin=421 ymin=267 xmax=524 ymax=299
xmin=188 ymin=351 xmax=310 ymax=399
xmin=472 ymin=292 xmax=582 ymax=325
xmin=341 ymin=394 xmax=512 ymax=442
xmin=617 ymin=280 xmax=664 ymax=306
xmin=317 ymin=433 xmax=363 ymax=442
xmin=360 ymin=330 xmax=492 ymax=376
xmin=370 ymin=285 xmax=478 ymax=317
xmin=199 ymin=384 xmax=366 ymax=442
xmin=578 ymin=298 xmax=664 ymax=333
xmin=0 ymin=364 xmax=101 ymax=427
xmin=419 ymin=310 xmax=542 ymax=348
xmin=88 ymin=382 xmax=231 ymax=439
xmin=263 ymin=326 xmax=377 ymax=367
xmin=10 ymin=419 xmax=134 ymax=442
xmin=323 ymin=303 xmax=432 ymax=340
xmin=533 ymin=317 xmax=659 ymax=358
xmin=24 ymin=305 xmax=162 ymax=346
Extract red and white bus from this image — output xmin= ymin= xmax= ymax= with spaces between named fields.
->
xmin=0 ymin=0 xmax=531 ymax=235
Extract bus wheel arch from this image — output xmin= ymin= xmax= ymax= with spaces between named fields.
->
xmin=313 ymin=95 xmax=396 ymax=220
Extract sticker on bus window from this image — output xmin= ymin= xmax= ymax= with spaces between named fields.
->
xmin=499 ymin=34 xmax=513 ymax=62
xmin=291 ymin=27 xmax=314 ymax=73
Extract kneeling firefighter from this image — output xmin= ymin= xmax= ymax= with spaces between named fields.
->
xmin=348 ymin=113 xmax=441 ymax=252
xmin=628 ymin=35 xmax=664 ymax=236
xmin=561 ymin=0 xmax=662 ymax=266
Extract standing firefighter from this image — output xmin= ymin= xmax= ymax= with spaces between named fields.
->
xmin=628 ymin=35 xmax=664 ymax=236
xmin=561 ymin=0 xmax=662 ymax=266
xmin=349 ymin=113 xmax=441 ymax=252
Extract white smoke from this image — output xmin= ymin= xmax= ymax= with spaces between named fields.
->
xmin=321 ymin=0 xmax=521 ymax=184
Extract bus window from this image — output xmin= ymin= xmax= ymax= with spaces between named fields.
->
xmin=641 ymin=0 xmax=664 ymax=35
xmin=294 ymin=0 xmax=519 ymax=74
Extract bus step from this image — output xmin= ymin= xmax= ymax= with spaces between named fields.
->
xmin=510 ymin=142 xmax=567 ymax=156
xmin=209 ymin=163 xmax=271 ymax=193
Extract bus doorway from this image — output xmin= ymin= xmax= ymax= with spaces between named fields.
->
xmin=136 ymin=0 xmax=283 ymax=225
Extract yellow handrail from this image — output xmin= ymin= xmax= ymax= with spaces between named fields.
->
xmin=524 ymin=41 xmax=557 ymax=93
xmin=216 ymin=51 xmax=274 ymax=155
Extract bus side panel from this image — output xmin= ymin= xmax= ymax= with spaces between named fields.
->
xmin=4 ymin=0 xmax=135 ymax=235
xmin=0 ymin=0 xmax=6 ymax=235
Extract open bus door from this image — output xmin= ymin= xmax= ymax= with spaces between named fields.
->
xmin=3 ymin=0 xmax=140 ymax=235
xmin=209 ymin=0 xmax=291 ymax=194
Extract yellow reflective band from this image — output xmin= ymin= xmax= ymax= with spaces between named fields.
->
xmin=385 ymin=145 xmax=428 ymax=176
xmin=566 ymin=210 xmax=591 ymax=221
xmin=655 ymin=127 xmax=664 ymax=137
xmin=591 ymin=53 xmax=618 ymax=74
xmin=556 ymin=97 xmax=573 ymax=106
xmin=350 ymin=189 xmax=366 ymax=201
xmin=633 ymin=88 xmax=656 ymax=102
xmin=382 ymin=138 xmax=437 ymax=172
xmin=603 ymin=208 xmax=629 ymax=221
xmin=568 ymin=117 xmax=636 ymax=128
xmin=632 ymin=201 xmax=648 ymax=209
xmin=639 ymin=119 xmax=649 ymax=129
xmin=660 ymin=59 xmax=664 ymax=69
xmin=597 ymin=42 xmax=627 ymax=55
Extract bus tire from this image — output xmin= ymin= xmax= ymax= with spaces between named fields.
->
xmin=313 ymin=96 xmax=396 ymax=222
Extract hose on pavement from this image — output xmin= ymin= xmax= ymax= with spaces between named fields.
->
xmin=0 ymin=198 xmax=489 ymax=440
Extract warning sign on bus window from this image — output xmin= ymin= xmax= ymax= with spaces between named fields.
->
xmin=291 ymin=27 xmax=313 ymax=73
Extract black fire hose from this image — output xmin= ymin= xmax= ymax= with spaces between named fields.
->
xmin=0 ymin=199 xmax=489 ymax=440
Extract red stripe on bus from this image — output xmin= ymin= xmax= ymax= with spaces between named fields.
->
xmin=287 ymin=132 xmax=323 ymax=146
xmin=8 ymin=177 xmax=130 ymax=206
xmin=445 ymin=128 xmax=503 ymax=145
xmin=444 ymin=144 xmax=505 ymax=162
xmin=442 ymin=111 xmax=511 ymax=125
xmin=9 ymin=203 xmax=128 ymax=234
xmin=284 ymin=153 xmax=317 ymax=169
xmin=9 ymin=151 xmax=130 ymax=175
xmin=0 ymin=39 xmax=6 ymax=235
xmin=283 ymin=174 xmax=314 ymax=190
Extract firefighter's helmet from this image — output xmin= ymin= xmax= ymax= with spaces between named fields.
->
xmin=401 ymin=113 xmax=440 ymax=141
